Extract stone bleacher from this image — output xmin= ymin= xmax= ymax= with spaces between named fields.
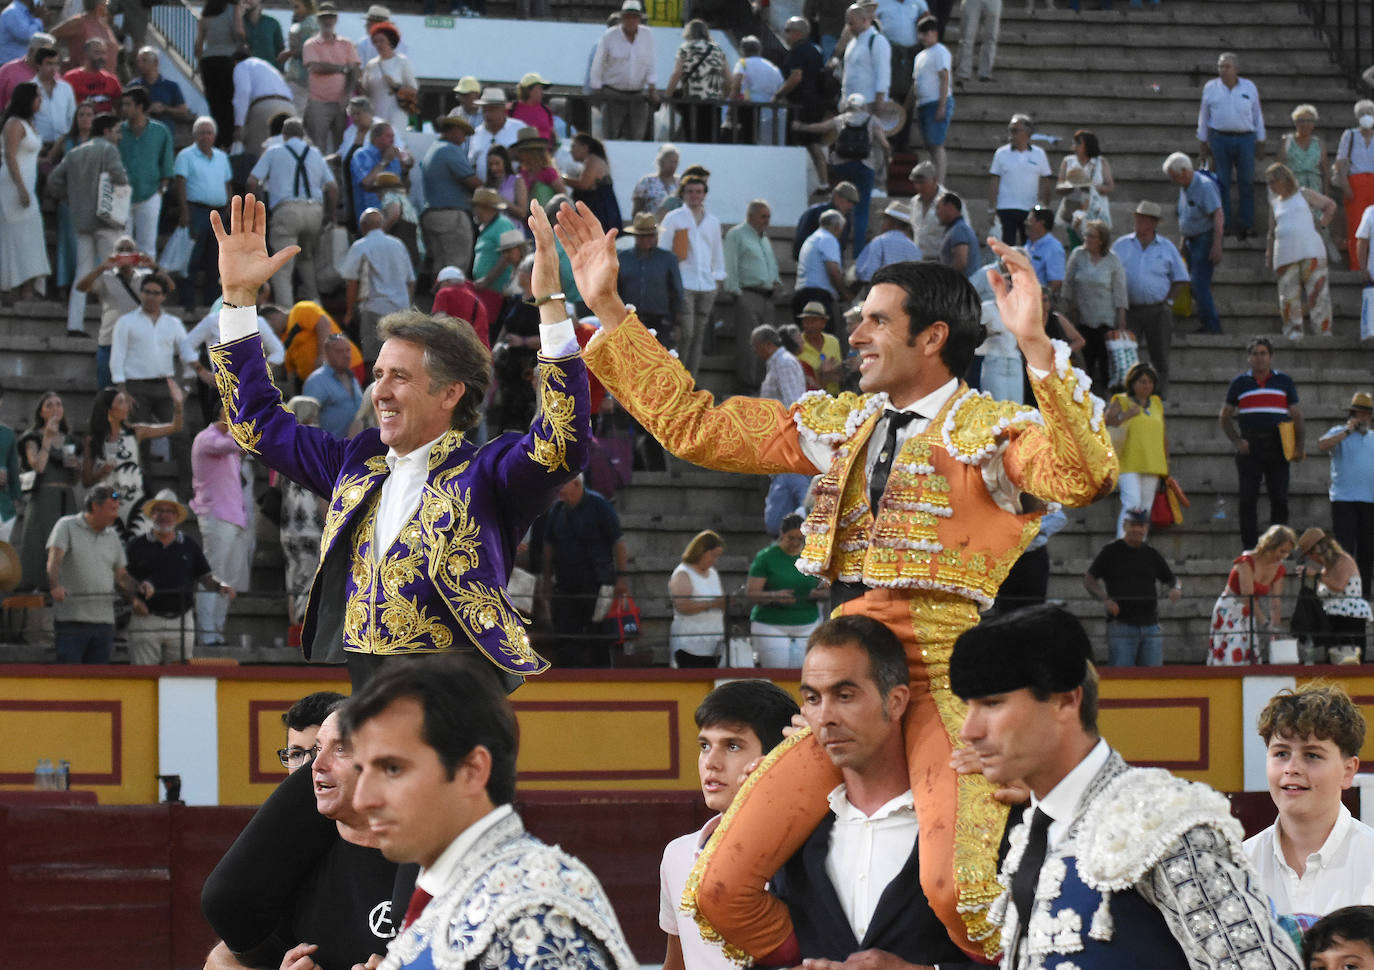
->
xmin=2 ymin=0 xmax=1369 ymax=664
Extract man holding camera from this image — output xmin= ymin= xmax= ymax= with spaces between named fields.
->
xmin=1319 ymin=391 xmax=1374 ymax=593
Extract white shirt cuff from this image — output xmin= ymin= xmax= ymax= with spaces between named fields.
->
xmin=540 ymin=319 xmax=579 ymax=357
xmin=218 ymin=304 xmax=261 ymax=343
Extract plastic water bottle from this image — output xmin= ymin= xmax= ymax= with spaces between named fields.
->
xmin=56 ymin=760 xmax=70 ymax=791
xmin=34 ymin=758 xmax=53 ymax=790
xmin=1213 ymin=495 xmax=1228 ymax=521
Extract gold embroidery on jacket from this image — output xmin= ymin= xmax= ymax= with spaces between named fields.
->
xmin=528 ymin=361 xmax=578 ymax=472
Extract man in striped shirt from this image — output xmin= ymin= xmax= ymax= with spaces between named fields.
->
xmin=1219 ymin=337 xmax=1304 ymax=548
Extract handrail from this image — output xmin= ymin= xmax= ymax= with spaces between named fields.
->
xmin=1302 ymin=0 xmax=1374 ymax=91
xmin=150 ymin=0 xmax=202 ymax=82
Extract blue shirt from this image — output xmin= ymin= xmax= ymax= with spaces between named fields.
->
xmin=1027 ymin=232 xmax=1066 ymax=285
xmin=0 ymin=0 xmax=42 ymax=64
xmin=855 ymin=229 xmax=922 ymax=281
xmin=793 ymin=201 xmax=850 ymax=260
xmin=1177 ymin=171 xmax=1223 ymax=238
xmin=1324 ymin=424 xmax=1374 ymax=503
xmin=349 ymin=143 xmax=402 ymax=217
xmin=1225 ymin=369 xmax=1299 ymax=435
xmin=798 ymin=228 xmax=841 ymax=295
xmin=1111 ymin=233 xmax=1188 ymax=305
xmin=127 ymin=74 xmax=186 ymax=109
xmin=939 ymin=217 xmax=981 ymax=278
xmin=301 ymin=364 xmax=363 ymax=439
xmin=173 ymin=144 xmax=232 ymax=206
xmin=617 ymin=245 xmax=683 ymax=318
xmin=249 ymin=137 xmax=334 ymax=207
xmin=421 ymin=139 xmax=477 ymax=211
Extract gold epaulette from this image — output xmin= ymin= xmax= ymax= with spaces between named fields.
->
xmin=941 ymin=390 xmax=1039 ymax=465
xmin=793 ymin=390 xmax=880 ymax=445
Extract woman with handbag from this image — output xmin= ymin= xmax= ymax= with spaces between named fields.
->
xmin=668 ymin=530 xmax=726 ymax=668
xmin=1208 ymin=525 xmax=1296 ymax=665
xmin=1061 ymin=218 xmax=1126 ymax=392
xmin=1333 ymin=98 xmax=1374 ymax=271
xmin=361 ymin=22 xmax=416 ymax=134
xmin=1296 ymin=527 xmax=1372 ymax=664
xmin=1105 ymin=362 xmax=1167 ymax=538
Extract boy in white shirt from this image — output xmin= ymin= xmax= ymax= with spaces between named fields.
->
xmin=659 ymin=680 xmax=799 ymax=970
xmin=1244 ymin=682 xmax=1374 ymax=925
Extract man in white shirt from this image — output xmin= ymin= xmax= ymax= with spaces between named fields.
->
xmin=1243 ymin=682 xmax=1374 ymax=920
xmin=207 ymin=194 xmax=592 ymax=689
xmin=247 ymin=116 xmax=337 ymax=305
xmin=588 ymin=0 xmax=657 ymax=141
xmin=658 ymin=174 xmax=724 ymax=378
xmin=839 ymin=2 xmax=890 ymax=107
xmin=111 ymin=271 xmax=190 ymax=472
xmin=954 ymin=605 xmax=1301 ymax=970
xmin=340 ymin=655 xmax=638 ymax=969
xmin=231 ymin=52 xmax=294 ymax=156
xmin=988 ymin=114 xmax=1051 ymax=244
xmin=769 ymin=615 xmax=978 ymax=968
xmin=465 ymin=86 xmax=520 ymax=181
xmin=1196 ymin=51 xmax=1266 ymax=240
xmin=339 ymin=207 xmax=416 ymax=362
xmin=908 ymin=160 xmax=947 ymax=256
xmin=31 ymin=46 xmax=74 ymax=145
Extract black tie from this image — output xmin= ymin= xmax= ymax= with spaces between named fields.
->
xmin=869 ymin=410 xmax=918 ymax=512
xmin=1012 ymin=808 xmax=1052 ymax=949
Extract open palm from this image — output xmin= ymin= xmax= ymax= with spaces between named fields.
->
xmin=210 ymin=195 xmax=300 ymax=305
xmin=985 ymin=237 xmax=1045 ymax=344
xmin=553 ymin=201 xmax=620 ymax=310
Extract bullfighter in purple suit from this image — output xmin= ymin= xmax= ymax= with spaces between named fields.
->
xmin=208 ymin=195 xmax=590 ymax=689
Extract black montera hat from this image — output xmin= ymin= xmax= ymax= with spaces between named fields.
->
xmin=950 ymin=604 xmax=1093 ymax=701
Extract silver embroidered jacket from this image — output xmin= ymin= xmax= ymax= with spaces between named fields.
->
xmin=381 ymin=811 xmax=638 ymax=970
xmin=993 ymin=749 xmax=1302 ymax=970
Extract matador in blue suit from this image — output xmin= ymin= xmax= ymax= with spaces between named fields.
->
xmin=208 ymin=195 xmax=591 ymax=689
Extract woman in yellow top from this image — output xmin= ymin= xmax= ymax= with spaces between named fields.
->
xmin=792 ymin=302 xmax=843 ymax=394
xmin=1105 ymin=361 xmax=1168 ymax=537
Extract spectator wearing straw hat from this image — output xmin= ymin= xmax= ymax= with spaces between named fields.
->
xmin=588 ymin=0 xmax=657 ymax=141
xmin=855 ymin=200 xmax=922 ymax=282
xmin=618 ymin=211 xmax=683 ymax=343
xmin=355 ymin=4 xmax=408 ymax=66
xmin=340 ymin=207 xmax=415 ymax=361
xmin=300 ymin=1 xmax=359 ymax=153
xmin=1319 ymin=390 xmax=1374 ymax=593
xmin=468 ymin=85 xmax=520 ymax=181
xmin=724 ymin=199 xmax=781 ymax=387
xmin=1111 ymin=200 xmax=1188 ymax=396
xmin=475 ymin=223 xmax=526 ymax=328
xmin=511 ymin=71 xmax=555 ymax=141
xmin=125 ymin=489 xmax=232 ymax=665
xmin=421 ymin=114 xmax=482 ymax=277
xmin=450 ymin=75 xmax=483 ymax=131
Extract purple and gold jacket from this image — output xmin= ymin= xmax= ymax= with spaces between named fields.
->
xmin=208 ymin=332 xmax=590 ymax=677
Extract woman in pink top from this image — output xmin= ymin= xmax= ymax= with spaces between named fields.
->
xmin=1208 ymin=524 xmax=1297 ymax=665
xmin=190 ymin=404 xmax=252 ymax=646
xmin=509 ymin=71 xmax=555 ymax=141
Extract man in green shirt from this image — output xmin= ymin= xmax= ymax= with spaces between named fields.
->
xmin=119 ymin=87 xmax=174 ymax=257
xmin=47 ymin=485 xmax=140 ymax=664
xmin=723 ymin=199 xmax=781 ymax=388
xmin=239 ymin=0 xmax=285 ymax=64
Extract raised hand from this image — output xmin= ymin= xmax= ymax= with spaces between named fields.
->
xmin=210 ymin=195 xmax=300 ymax=308
xmin=553 ymin=200 xmax=626 ymax=329
xmin=986 ymin=236 xmax=1053 ymax=372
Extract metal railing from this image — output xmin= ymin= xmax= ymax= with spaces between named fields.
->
xmin=150 ymin=2 xmax=201 ymax=74
xmin=562 ymin=93 xmax=793 ymax=146
xmin=1303 ymin=0 xmax=1374 ymax=90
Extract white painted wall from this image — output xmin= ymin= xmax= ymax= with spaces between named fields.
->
xmin=158 ymin=677 xmax=219 ymax=805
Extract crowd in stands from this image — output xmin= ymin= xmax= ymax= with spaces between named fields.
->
xmin=0 ymin=0 xmax=1372 ymax=669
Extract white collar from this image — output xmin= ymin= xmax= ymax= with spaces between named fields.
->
xmin=1271 ymin=803 xmax=1355 ymax=871
xmin=889 ymin=376 xmax=959 ymax=418
xmin=827 ymin=784 xmax=915 ymax=822
xmin=385 ymin=431 xmax=447 ymax=471
xmin=415 ymin=803 xmax=516 ymax=896
xmin=1032 ymin=737 xmax=1110 ymax=825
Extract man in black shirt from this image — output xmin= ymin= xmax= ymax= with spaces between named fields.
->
xmin=125 ymin=489 xmax=233 ymax=665
xmin=1082 ymin=509 xmax=1182 ymax=667
xmin=203 ymin=709 xmax=414 ymax=970
xmin=529 ymin=474 xmax=629 ymax=668
xmin=777 ymin=17 xmax=828 ymax=182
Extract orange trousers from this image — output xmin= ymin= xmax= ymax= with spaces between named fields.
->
xmin=689 ymin=589 xmax=1006 ymax=963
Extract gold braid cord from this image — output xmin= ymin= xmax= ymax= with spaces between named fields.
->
xmin=1005 ymin=357 xmax=1118 ymax=506
xmin=911 ymin=595 xmax=1010 ymax=958
xmin=582 ymin=315 xmax=814 ymax=475
xmin=680 ymin=727 xmax=817 ymax=968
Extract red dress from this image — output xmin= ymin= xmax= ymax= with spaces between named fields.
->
xmin=1208 ymin=552 xmax=1285 ymax=665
